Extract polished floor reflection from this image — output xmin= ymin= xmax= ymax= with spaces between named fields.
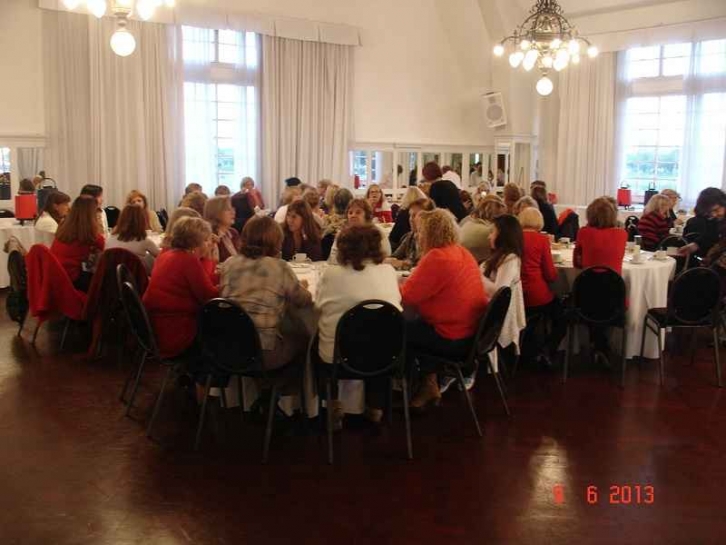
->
xmin=1 ymin=304 xmax=725 ymax=544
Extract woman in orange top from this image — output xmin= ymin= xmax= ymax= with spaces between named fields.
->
xmin=401 ymin=208 xmax=488 ymax=411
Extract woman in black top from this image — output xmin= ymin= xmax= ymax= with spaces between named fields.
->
xmin=531 ymin=185 xmax=559 ymax=236
xmin=682 ymin=187 xmax=726 ymax=258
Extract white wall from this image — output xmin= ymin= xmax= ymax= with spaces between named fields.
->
xmin=0 ymin=0 xmax=44 ymax=137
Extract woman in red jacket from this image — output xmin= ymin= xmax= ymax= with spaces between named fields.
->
xmin=142 ymin=216 xmax=219 ymax=361
xmin=50 ymin=196 xmax=105 ymax=292
xmin=518 ymin=208 xmax=566 ymax=367
xmin=365 ymin=184 xmax=392 ymax=223
xmin=401 ymin=208 xmax=488 ymax=411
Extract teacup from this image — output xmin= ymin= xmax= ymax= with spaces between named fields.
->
xmin=552 ymin=252 xmax=563 ymax=264
xmin=655 ymin=250 xmax=667 ymax=260
xmin=293 ymin=253 xmax=308 ymax=263
xmin=560 ymin=237 xmax=571 ymax=247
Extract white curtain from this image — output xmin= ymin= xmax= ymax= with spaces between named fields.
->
xmin=555 ymin=52 xmax=617 ymax=206
xmin=261 ymin=36 xmax=354 ymax=208
xmin=43 ymin=11 xmax=184 ymax=210
xmin=16 ymin=148 xmax=45 ymax=180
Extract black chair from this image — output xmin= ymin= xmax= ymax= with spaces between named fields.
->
xmin=564 ymin=267 xmax=628 ymax=387
xmin=391 ymin=203 xmax=400 ymax=222
xmin=190 ymin=298 xmax=304 ymax=460
xmin=105 ymin=206 xmax=120 ymax=229
xmin=415 ymin=287 xmax=513 ymax=438
xmin=683 ymin=232 xmax=700 ymax=243
xmin=640 ymin=267 xmax=723 ymax=387
xmin=624 ymin=216 xmax=639 ymax=242
xmin=156 ymin=209 xmax=168 ymax=231
xmin=0 ymin=209 xmax=15 ymax=218
xmin=6 ymin=250 xmax=28 ymax=335
xmin=658 ymin=235 xmax=689 ymax=275
xmin=320 ymin=300 xmax=410 ymax=464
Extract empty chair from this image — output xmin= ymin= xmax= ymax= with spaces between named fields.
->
xmin=640 ymin=267 xmax=723 ymax=387
xmin=319 ymin=300 xmax=411 ymax=464
xmin=564 ymin=267 xmax=628 ymax=386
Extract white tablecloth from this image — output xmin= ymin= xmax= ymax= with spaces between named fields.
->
xmin=550 ymin=247 xmax=676 ymax=359
xmin=0 ymin=218 xmax=54 ymax=288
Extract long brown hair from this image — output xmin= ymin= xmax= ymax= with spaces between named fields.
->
xmin=240 ymin=216 xmax=283 ymax=259
xmin=55 ymin=197 xmax=101 ymax=245
xmin=484 ymin=215 xmax=523 ymax=278
xmin=113 ymin=204 xmax=148 ymax=242
xmin=36 ymin=191 xmax=70 ymax=224
xmin=283 ymin=200 xmax=321 ymax=243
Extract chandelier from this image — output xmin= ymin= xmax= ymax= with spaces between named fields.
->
xmin=62 ymin=0 xmax=175 ymax=57
xmin=492 ymin=0 xmax=598 ymax=96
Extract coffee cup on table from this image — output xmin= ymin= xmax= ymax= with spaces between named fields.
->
xmin=293 ymin=253 xmax=308 ymax=263
xmin=552 ymin=252 xmax=563 ymax=264
xmin=655 ymin=250 xmax=667 ymax=260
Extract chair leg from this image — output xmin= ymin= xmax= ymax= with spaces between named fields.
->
xmin=454 ymin=364 xmax=482 ymax=437
xmin=563 ymin=324 xmax=572 ymax=383
xmin=401 ymin=376 xmax=413 ymax=460
xmin=59 ymin=318 xmax=71 ymax=351
xmin=488 ymin=358 xmax=510 ymax=417
xmin=194 ymin=375 xmax=213 ymax=452
xmin=325 ymin=378 xmax=334 ymax=465
xmin=657 ymin=326 xmax=665 ymax=387
xmin=125 ymin=352 xmax=148 ymax=417
xmin=146 ymin=366 xmax=174 ymax=438
xmin=262 ymin=385 xmax=278 ymax=464
xmin=620 ymin=326 xmax=628 ymax=389
xmin=639 ymin=316 xmax=648 ymax=363
xmin=713 ymin=325 xmax=722 ymax=388
xmin=31 ymin=321 xmax=41 ymax=345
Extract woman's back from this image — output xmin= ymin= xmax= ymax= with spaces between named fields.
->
xmin=576 ymin=226 xmax=627 ymax=273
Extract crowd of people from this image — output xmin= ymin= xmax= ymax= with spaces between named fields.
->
xmin=18 ymin=164 xmax=726 ymax=430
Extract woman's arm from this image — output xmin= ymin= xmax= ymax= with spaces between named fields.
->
xmin=541 ymin=241 xmax=558 ymax=282
xmin=146 ymin=238 xmax=161 ymax=257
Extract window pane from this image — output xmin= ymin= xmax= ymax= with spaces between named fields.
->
xmin=218 ymin=44 xmax=239 ymax=65
xmin=663 ymin=42 xmax=691 ymax=58
xmin=629 ymin=46 xmax=660 ymax=61
xmin=636 ymin=130 xmax=658 ymax=145
xmin=700 ymin=40 xmax=726 ymax=75
xmin=627 ymin=97 xmax=659 ymax=113
xmin=657 ymin=147 xmax=680 ymax=162
xmin=217 ymin=85 xmax=240 ymax=103
xmin=663 ymin=57 xmax=688 ymax=77
xmin=629 ymin=59 xmax=659 ymax=79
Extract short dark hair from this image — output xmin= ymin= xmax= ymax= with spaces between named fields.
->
xmin=80 ymin=184 xmax=103 ymax=198
xmin=422 ymin=162 xmax=443 ymax=182
xmin=337 ymin=224 xmax=384 ymax=271
xmin=240 ymin=215 xmax=283 ymax=259
xmin=347 ymin=198 xmax=373 ymax=222
xmin=531 ymin=185 xmax=548 ymax=203
xmin=333 ymin=188 xmax=354 ymax=215
xmin=694 ymin=187 xmax=726 ymax=217
xmin=285 ymin=177 xmax=302 ymax=187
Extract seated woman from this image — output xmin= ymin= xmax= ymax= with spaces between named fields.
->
xmin=316 ymin=224 xmax=402 ymax=426
xmin=126 ymin=190 xmax=163 ymax=233
xmin=281 ymin=199 xmax=322 ymax=261
xmin=303 ymin=188 xmax=326 ymax=228
xmin=80 ymin=184 xmax=109 ymax=236
xmin=459 ymin=195 xmax=506 ymax=264
xmin=274 ymin=185 xmax=303 ymax=223
xmin=221 ymin=216 xmax=313 ymax=370
xmin=50 ymin=197 xmax=105 ymax=292
xmin=531 ymin=185 xmax=558 ymax=236
xmin=180 ymin=191 xmax=207 ymax=216
xmin=503 ymin=183 xmax=523 ymax=215
xmin=518 ymin=208 xmax=565 ymax=367
xmin=512 ymin=196 xmax=538 ymax=217
xmin=388 ymin=186 xmax=427 ymax=251
xmin=460 ymin=190 xmax=474 ymax=215
xmin=143 ymin=217 xmax=218 ymax=361
xmin=18 ymin=178 xmax=35 ymax=194
xmin=574 ymin=197 xmax=627 ymax=274
xmin=160 ymin=207 xmax=201 ymax=250
xmin=204 ymin=196 xmax=240 ymax=263
xmin=637 ymin=194 xmax=671 ymax=251
xmin=366 ymin=183 xmax=392 ymax=223
xmin=386 ymin=198 xmax=435 ymax=269
xmin=682 ymin=187 xmax=726 ymax=258
xmin=322 ymin=188 xmax=353 ymax=260
xmin=328 ymin=198 xmax=392 ymax=263
xmin=428 ymin=167 xmax=467 ymax=222
xmin=214 ymin=185 xmax=231 ymax=197
xmin=106 ymin=205 xmax=160 ymax=272
xmin=35 ymin=191 xmax=71 ymax=235
xmin=242 ymin=177 xmax=265 ymax=209
xmin=660 ymin=189 xmax=682 ymax=228
xmin=401 ymin=209 xmax=488 ymax=411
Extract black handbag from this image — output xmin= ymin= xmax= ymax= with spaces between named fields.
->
xmin=36 ymin=178 xmax=57 ymax=212
xmin=643 ymin=181 xmax=658 ymax=206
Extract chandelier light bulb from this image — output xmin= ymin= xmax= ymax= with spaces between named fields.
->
xmin=571 ymin=53 xmax=581 ymax=65
xmin=62 ymin=0 xmax=81 ymax=9
xmin=509 ymin=51 xmax=524 ymax=68
xmin=568 ymin=39 xmax=580 ymax=55
xmin=550 ymin=38 xmax=562 ymax=50
xmin=523 ymin=49 xmax=539 ymax=71
xmin=588 ymin=45 xmax=599 ymax=58
xmin=136 ymin=0 xmax=156 ymax=21
xmin=110 ymin=27 xmax=136 ymax=57
xmin=536 ymin=76 xmax=554 ymax=96
xmin=88 ymin=0 xmax=107 ymax=18
xmin=555 ymin=49 xmax=570 ymax=68
xmin=542 ymin=54 xmax=554 ymax=68
xmin=493 ymin=44 xmax=505 ymax=57
xmin=520 ymin=39 xmax=531 ymax=51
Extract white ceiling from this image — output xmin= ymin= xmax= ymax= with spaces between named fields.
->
xmin=516 ymin=0 xmax=680 ymax=17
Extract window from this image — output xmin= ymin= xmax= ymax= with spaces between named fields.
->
xmin=618 ymin=40 xmax=726 ymax=202
xmin=0 ymin=147 xmax=9 ymax=173
xmin=182 ymin=27 xmax=259 ymax=196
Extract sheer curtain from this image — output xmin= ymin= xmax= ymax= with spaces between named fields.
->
xmin=261 ymin=36 xmax=354 ymax=208
xmin=16 ymin=148 xmax=45 ymax=180
xmin=44 ymin=11 xmax=183 ymax=210
xmin=555 ymin=52 xmax=617 ymax=206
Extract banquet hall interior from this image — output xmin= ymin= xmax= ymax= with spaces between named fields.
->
xmin=2 ymin=0 xmax=726 ymax=543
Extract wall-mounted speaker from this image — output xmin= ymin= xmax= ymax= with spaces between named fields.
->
xmin=483 ymin=92 xmax=507 ymax=128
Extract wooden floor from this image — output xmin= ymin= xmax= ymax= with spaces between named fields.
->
xmin=1 ymin=299 xmax=725 ymax=544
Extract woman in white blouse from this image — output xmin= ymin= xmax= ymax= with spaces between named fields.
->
xmin=126 ymin=189 xmax=163 ymax=233
xmin=316 ymin=224 xmax=402 ymax=428
xmin=35 ymin=191 xmax=71 ymax=235
xmin=106 ymin=204 xmax=160 ymax=272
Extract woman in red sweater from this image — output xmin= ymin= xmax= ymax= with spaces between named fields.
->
xmin=518 ymin=208 xmax=566 ymax=367
xmin=50 ymin=196 xmax=105 ymax=292
xmin=143 ymin=216 xmax=219 ymax=360
xmin=637 ymin=194 xmax=671 ymax=251
xmin=401 ymin=208 xmax=488 ymax=411
xmin=574 ymin=197 xmax=627 ymax=273
xmin=366 ymin=184 xmax=392 ymax=223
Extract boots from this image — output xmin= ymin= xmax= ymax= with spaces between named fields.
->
xmin=410 ymin=373 xmax=441 ymax=413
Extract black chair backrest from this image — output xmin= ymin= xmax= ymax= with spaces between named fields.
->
xmin=199 ymin=298 xmax=264 ymax=375
xmin=558 ymin=212 xmax=579 ymax=241
xmin=116 ymin=263 xmax=137 ymax=297
xmin=683 ymin=232 xmax=700 ymax=243
xmin=105 ymin=206 xmax=120 ymax=229
xmin=119 ymin=281 xmax=158 ymax=356
xmin=156 ymin=210 xmax=168 ymax=230
xmin=0 ymin=209 xmax=15 ymax=218
xmin=658 ymin=235 xmax=687 ymax=250
xmin=7 ymin=250 xmax=27 ymax=292
xmin=625 ymin=216 xmax=639 ymax=242
xmin=391 ymin=203 xmax=400 ymax=222
xmin=334 ymin=300 xmax=405 ymax=377
xmin=669 ymin=267 xmax=721 ymax=324
xmin=472 ymin=287 xmax=512 ymax=357
xmin=572 ymin=267 xmax=626 ymax=325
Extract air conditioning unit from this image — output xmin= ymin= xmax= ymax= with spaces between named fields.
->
xmin=483 ymin=92 xmax=507 ymax=128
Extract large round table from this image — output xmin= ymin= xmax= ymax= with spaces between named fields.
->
xmin=550 ymin=247 xmax=676 ymax=359
xmin=0 ymin=218 xmax=54 ymax=288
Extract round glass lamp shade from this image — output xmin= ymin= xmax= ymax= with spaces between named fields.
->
xmin=110 ymin=28 xmax=136 ymax=57
xmin=536 ymin=76 xmax=554 ymax=96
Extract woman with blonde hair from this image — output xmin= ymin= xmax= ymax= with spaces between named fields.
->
xmin=637 ymin=194 xmax=671 ymax=250
xmin=181 ymin=191 xmax=207 ymax=216
xmin=126 ymin=189 xmax=163 ymax=233
xmin=389 ymin=186 xmax=427 ymax=250
xmin=460 ymin=194 xmax=506 ymax=263
xmin=400 ymin=208 xmax=488 ymax=411
xmin=203 ymin=196 xmax=240 ymax=263
xmin=160 ymin=207 xmax=201 ymax=249
xmin=512 ymin=196 xmax=538 ymax=217
xmin=365 ymin=183 xmax=392 ymax=223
